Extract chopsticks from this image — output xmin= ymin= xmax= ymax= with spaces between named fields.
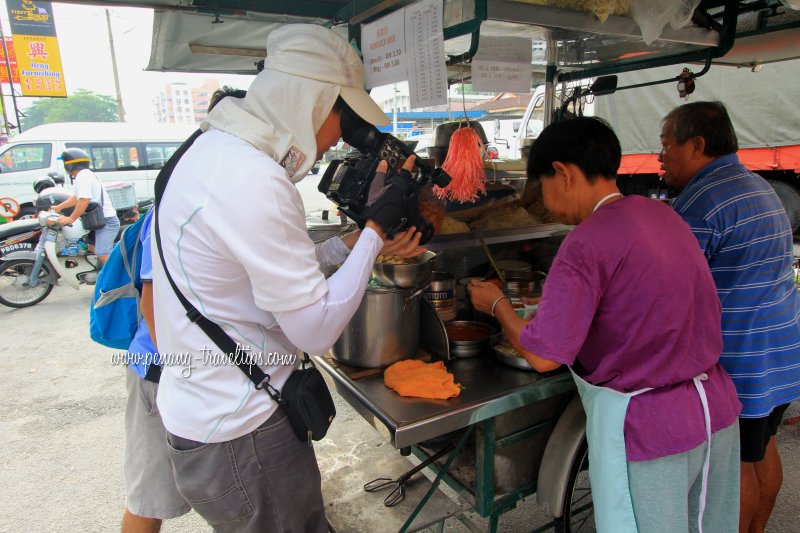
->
xmin=477 ymin=235 xmax=506 ymax=284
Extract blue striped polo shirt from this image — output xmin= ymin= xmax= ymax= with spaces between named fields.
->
xmin=672 ymin=153 xmax=800 ymax=417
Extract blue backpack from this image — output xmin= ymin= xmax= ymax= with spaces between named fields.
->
xmin=89 ymin=209 xmax=150 ymax=349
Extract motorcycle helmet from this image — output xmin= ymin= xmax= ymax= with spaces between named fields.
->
xmin=59 ymin=148 xmax=91 ymax=173
xmin=33 ymin=177 xmax=56 ymax=194
xmin=36 ymin=189 xmax=73 ymax=213
xmin=60 ymin=216 xmax=87 ymax=241
xmin=48 ymin=171 xmax=66 ymax=186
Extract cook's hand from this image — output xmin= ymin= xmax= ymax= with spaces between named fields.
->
xmin=380 ymin=226 xmax=426 ymax=258
xmin=57 ymin=216 xmax=73 ymax=226
xmin=467 ymin=279 xmax=505 ymax=316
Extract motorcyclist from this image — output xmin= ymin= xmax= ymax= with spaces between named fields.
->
xmin=51 ymin=148 xmax=120 ymax=265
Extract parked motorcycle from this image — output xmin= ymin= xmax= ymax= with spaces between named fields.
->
xmin=0 ymin=209 xmax=101 ymax=308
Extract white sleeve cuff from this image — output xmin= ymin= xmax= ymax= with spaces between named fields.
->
xmin=274 ymin=227 xmax=383 ymax=355
xmin=315 ymin=236 xmax=352 ymax=268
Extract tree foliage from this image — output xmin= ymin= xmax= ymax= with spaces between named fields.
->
xmin=20 ymin=89 xmax=119 ymax=130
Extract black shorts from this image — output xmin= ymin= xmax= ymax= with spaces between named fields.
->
xmin=739 ymin=403 xmax=790 ymax=462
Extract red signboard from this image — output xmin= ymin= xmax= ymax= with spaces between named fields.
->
xmin=0 ymin=37 xmax=20 ymax=84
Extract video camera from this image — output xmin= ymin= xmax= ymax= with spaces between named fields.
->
xmin=317 ymin=106 xmax=451 ymax=244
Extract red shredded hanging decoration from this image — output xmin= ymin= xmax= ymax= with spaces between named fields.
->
xmin=434 ymin=126 xmax=487 ymax=203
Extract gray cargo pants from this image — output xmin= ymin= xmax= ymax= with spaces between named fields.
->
xmin=166 ymin=409 xmax=328 ymax=533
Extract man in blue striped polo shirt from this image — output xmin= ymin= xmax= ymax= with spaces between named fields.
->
xmin=660 ymin=100 xmax=800 ymax=533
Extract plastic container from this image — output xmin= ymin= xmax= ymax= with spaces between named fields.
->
xmin=106 ymin=183 xmax=138 ymax=210
xmin=60 ymin=239 xmax=79 ymax=256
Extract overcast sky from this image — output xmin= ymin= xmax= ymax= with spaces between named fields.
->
xmin=0 ymin=2 xmax=255 ymax=125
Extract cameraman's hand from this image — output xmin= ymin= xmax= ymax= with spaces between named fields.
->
xmin=362 ymin=156 xmax=417 ymax=238
xmin=380 ymin=226 xmax=426 ymax=258
xmin=399 ymin=155 xmax=416 ymax=174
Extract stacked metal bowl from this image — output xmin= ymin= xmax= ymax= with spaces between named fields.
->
xmin=371 ymin=250 xmax=437 ymax=288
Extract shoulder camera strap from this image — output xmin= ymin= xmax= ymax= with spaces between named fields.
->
xmin=152 ymin=130 xmax=286 ymax=404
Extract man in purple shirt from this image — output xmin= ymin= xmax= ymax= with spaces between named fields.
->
xmin=469 ymin=117 xmax=741 ymax=532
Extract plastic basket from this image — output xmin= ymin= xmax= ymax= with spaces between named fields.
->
xmin=106 ymin=183 xmax=137 ymax=210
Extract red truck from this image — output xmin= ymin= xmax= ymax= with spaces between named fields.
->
xmin=593 ymin=59 xmax=800 ymax=229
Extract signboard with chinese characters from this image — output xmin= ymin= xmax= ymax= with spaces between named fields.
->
xmin=362 ymin=10 xmax=406 ymax=89
xmin=471 ymin=36 xmax=532 ymax=93
xmin=0 ymin=37 xmax=20 ymax=84
xmin=5 ymin=0 xmax=66 ymax=97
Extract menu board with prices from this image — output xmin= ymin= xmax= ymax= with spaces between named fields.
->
xmin=471 ymin=35 xmax=532 ymax=94
xmin=405 ymin=0 xmax=448 ymax=109
xmin=362 ymin=10 xmax=407 ymax=89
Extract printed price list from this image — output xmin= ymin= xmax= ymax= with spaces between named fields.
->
xmin=406 ymin=0 xmax=447 ymax=109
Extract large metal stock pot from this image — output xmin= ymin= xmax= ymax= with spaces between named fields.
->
xmin=331 ymin=285 xmax=422 ymax=368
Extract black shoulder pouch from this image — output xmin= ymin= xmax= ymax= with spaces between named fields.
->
xmin=279 ymin=354 xmax=337 ymax=444
xmin=80 ymin=202 xmax=106 ymax=230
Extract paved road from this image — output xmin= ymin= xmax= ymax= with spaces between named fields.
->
xmin=1 ymin=285 xmax=798 ymax=532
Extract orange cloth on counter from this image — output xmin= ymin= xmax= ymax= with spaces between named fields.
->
xmin=383 ymin=360 xmax=461 ymax=399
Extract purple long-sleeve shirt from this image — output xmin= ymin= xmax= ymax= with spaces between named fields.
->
xmin=521 ymin=195 xmax=741 ymax=461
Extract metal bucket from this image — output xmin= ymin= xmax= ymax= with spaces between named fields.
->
xmin=424 ymin=271 xmax=456 ymax=322
xmin=331 ymin=285 xmax=422 ymax=368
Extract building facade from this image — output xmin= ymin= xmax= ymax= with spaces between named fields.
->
xmin=152 ymin=79 xmax=220 ymax=125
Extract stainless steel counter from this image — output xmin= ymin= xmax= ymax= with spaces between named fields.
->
xmin=314 ymin=353 xmax=575 ymax=449
xmin=427 ymin=223 xmax=572 ymax=251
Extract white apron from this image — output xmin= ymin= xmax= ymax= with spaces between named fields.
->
xmin=570 ymin=368 xmax=712 ymax=533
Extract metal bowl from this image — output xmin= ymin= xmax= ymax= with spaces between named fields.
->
xmin=445 ymin=321 xmax=494 ymax=358
xmin=372 ymin=250 xmax=437 ymax=288
xmin=492 ymin=333 xmax=535 ymax=371
xmin=502 ymin=271 xmax=546 ymax=296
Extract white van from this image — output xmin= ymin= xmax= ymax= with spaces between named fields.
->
xmin=0 ymin=122 xmax=196 ymax=217
xmin=477 ymin=117 xmax=524 ymax=159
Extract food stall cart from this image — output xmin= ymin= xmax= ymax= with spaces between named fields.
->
xmin=313 ymin=215 xmax=596 ymax=533
xmin=314 ymin=348 xmax=584 ymax=532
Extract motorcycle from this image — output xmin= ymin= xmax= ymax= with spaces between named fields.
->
xmin=0 ymin=175 xmax=146 ymax=266
xmin=0 ymin=210 xmax=100 ymax=308
xmin=0 ymin=180 xmax=147 ymax=308
xmin=0 ymin=217 xmax=43 ymax=265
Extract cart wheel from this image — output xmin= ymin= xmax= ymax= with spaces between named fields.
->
xmin=556 ymin=438 xmax=593 ymax=533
